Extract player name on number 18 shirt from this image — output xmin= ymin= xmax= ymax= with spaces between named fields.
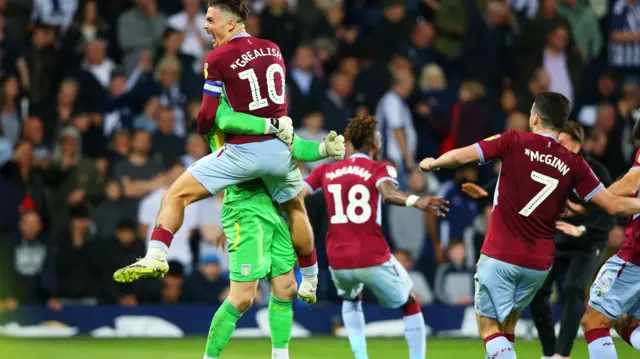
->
xmin=304 ymin=154 xmax=399 ymax=270
xmin=475 ymin=130 xmax=603 ymax=270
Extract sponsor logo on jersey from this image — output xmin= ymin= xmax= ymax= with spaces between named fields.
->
xmin=386 ymin=166 xmax=398 ymax=178
xmin=483 ymin=134 xmax=500 ymax=142
xmin=524 ymin=148 xmax=570 ymax=176
xmin=204 ymin=63 xmax=208 ymax=79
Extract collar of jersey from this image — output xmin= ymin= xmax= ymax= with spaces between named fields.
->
xmin=230 ymin=32 xmax=251 ymax=41
xmin=537 ymin=132 xmax=559 ymax=143
xmin=350 ymin=153 xmax=371 ymax=160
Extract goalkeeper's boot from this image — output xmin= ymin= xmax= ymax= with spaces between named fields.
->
xmin=113 ymin=248 xmax=169 ymax=283
xmin=297 ymin=276 xmax=318 ymax=304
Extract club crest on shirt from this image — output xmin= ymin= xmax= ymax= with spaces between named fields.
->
xmin=241 ymin=264 xmax=251 ymax=276
xmin=204 ymin=63 xmax=209 ymax=79
xmin=483 ymin=134 xmax=500 ymax=142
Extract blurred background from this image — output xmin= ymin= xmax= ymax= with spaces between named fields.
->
xmin=0 ymin=0 xmax=639 ymax=347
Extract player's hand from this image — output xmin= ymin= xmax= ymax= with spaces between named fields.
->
xmin=415 ymin=196 xmax=449 ymax=217
xmin=461 ymin=183 xmax=489 ymax=199
xmin=419 ymin=157 xmax=438 ymax=172
xmin=272 ymin=116 xmax=294 ymax=146
xmin=555 ymin=221 xmax=583 ymax=237
xmin=559 ymin=199 xmax=585 ymax=218
xmin=213 ymin=233 xmax=228 ymax=251
xmin=320 ymin=131 xmax=345 ymax=160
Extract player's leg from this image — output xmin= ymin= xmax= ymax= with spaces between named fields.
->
xmin=474 ymin=255 xmax=518 ymax=359
xmin=358 ymin=256 xmax=426 ymax=359
xmin=267 ymin=212 xmax=300 ymax=359
xmin=114 ymin=146 xmax=252 ymax=282
xmin=581 ymin=255 xmax=637 ymax=359
xmin=553 ymin=249 xmax=604 ymax=358
xmin=529 ymin=255 xmax=570 ymax=358
xmin=262 ymin=150 xmax=318 ymax=304
xmin=330 ymin=268 xmax=368 ymax=359
xmin=204 ymin=201 xmax=272 ymax=359
xmin=614 ymin=314 xmax=640 ymax=351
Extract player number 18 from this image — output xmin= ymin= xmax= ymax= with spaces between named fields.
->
xmin=519 ymin=170 xmax=559 ymax=217
xmin=328 ymin=184 xmax=372 ymax=224
xmin=238 ymin=63 xmax=285 ymax=111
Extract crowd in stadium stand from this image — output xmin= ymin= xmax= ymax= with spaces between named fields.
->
xmin=0 ymin=0 xmax=639 ymax=310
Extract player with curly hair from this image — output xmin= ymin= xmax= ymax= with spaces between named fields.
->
xmin=303 ymin=115 xmax=449 ymax=359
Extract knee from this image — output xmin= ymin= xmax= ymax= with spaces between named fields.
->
xmin=581 ymin=306 xmax=613 ymax=331
xmin=614 ymin=314 xmax=639 ymax=337
xmin=228 ymin=293 xmax=254 ymax=312
xmin=272 ymin=278 xmax=297 ymax=301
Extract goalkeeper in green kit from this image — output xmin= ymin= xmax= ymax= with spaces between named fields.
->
xmin=202 ymin=93 xmax=345 ymax=359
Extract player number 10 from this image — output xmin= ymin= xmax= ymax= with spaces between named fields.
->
xmin=328 ymin=184 xmax=372 ymax=224
xmin=519 ymin=170 xmax=559 ymax=217
xmin=238 ymin=64 xmax=285 ymax=111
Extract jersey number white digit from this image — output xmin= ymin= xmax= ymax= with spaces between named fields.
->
xmin=519 ymin=171 xmax=559 ymax=217
xmin=327 ymin=184 xmax=372 ymax=224
xmin=237 ymin=64 xmax=285 ymax=111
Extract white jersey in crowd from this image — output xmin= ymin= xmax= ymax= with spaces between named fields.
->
xmin=375 ymin=90 xmax=417 ymax=168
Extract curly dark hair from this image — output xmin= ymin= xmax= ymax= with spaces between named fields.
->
xmin=208 ymin=0 xmax=250 ymax=22
xmin=345 ymin=115 xmax=378 ymax=150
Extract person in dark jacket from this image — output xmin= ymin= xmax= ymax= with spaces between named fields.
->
xmin=461 ymin=122 xmax=613 ymax=358
xmin=182 ymin=254 xmax=228 ymax=305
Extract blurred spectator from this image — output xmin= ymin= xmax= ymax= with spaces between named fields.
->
xmin=491 ymin=88 xmax=519 ymax=134
xmin=608 ymin=0 xmax=640 ymax=74
xmin=434 ymin=240 xmax=474 ymax=306
xmin=103 ymin=218 xmax=149 ymax=306
xmin=396 ymin=22 xmax=438 ymax=72
xmin=156 ymin=29 xmax=200 ymax=100
xmin=181 ymin=133 xmax=208 ymax=168
xmin=322 ymin=72 xmax=354 ymax=134
xmin=0 ymin=13 xmax=29 ymax=84
xmin=462 ymin=202 xmax=493 ymax=266
xmin=557 ymin=0 xmax=602 ymax=61
xmin=433 ymin=0 xmax=467 ymax=63
xmin=161 ymin=260 xmax=185 ymax=304
xmin=50 ymin=204 xmax=101 ymax=308
xmin=23 ymin=116 xmax=51 ymax=165
xmin=93 ymin=179 xmax=128 ymax=240
xmin=106 ymin=129 xmax=131 ymax=176
xmin=151 ymin=107 xmax=185 ymax=167
xmin=373 ymin=0 xmax=413 ymax=63
xmin=376 ymin=70 xmax=417 ymax=172
xmin=505 ymin=111 xmax=530 ymax=132
xmin=155 ymin=57 xmax=187 ymax=137
xmin=260 ymin=0 xmax=300 ymax=62
xmin=25 ymin=23 xmax=61 ymax=109
xmin=183 ymin=254 xmax=228 ymax=304
xmin=353 ymin=42 xmax=392 ymax=112
xmin=167 ymin=0 xmax=208 ymax=59
xmin=287 ymin=45 xmax=325 ymax=123
xmin=508 ymin=0 xmax=539 ymax=20
xmin=134 ymin=96 xmax=159 ymax=132
xmin=0 ymin=210 xmax=50 ymax=305
xmin=30 ymin=0 xmax=78 ymax=31
xmin=62 ymin=0 xmax=110 ymax=71
xmin=47 ymin=126 xmax=104 ymax=229
xmin=113 ymin=129 xmax=164 ymax=219
xmin=36 ymin=78 xmax=79 ymax=143
xmin=576 ymin=69 xmax=618 ymax=127
xmin=117 ymin=0 xmax=166 ymax=75
xmin=427 ymin=165 xmax=479 ymax=263
xmin=197 ymin=191 xmax=229 ymax=273
xmin=296 ymin=111 xmax=329 ymax=174
xmin=516 ymin=68 xmax=550 ymax=112
xmin=80 ymin=39 xmax=117 ymax=93
xmin=394 ymin=249 xmax=434 ymax=305
xmin=0 ymin=75 xmax=21 ymax=145
xmin=72 ymin=112 xmax=108 ymax=159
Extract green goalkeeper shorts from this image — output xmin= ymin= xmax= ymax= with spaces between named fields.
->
xmin=221 ymin=193 xmax=297 ymax=282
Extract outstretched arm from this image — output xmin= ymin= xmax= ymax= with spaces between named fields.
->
xmin=608 ymin=169 xmax=640 ymax=197
xmin=214 ymin=99 xmax=279 ymax=135
xmin=378 ymin=181 xmax=449 ymax=216
xmin=420 ymin=145 xmax=480 ymax=172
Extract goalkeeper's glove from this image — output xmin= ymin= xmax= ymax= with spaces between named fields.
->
xmin=319 ymin=131 xmax=345 ymax=160
xmin=266 ymin=116 xmax=294 ymax=147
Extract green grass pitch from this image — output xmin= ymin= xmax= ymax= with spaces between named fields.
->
xmin=1 ymin=337 xmax=637 ymax=358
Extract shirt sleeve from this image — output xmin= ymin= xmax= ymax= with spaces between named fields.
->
xmin=203 ymin=51 xmax=224 ymax=97
xmin=303 ymin=164 xmax=327 ymax=194
xmin=373 ymin=162 xmax=399 ymax=188
xmin=474 ymin=130 xmax=516 ymax=164
xmin=574 ymin=157 xmax=604 ymax=201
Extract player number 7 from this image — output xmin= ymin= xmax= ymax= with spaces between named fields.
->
xmin=519 ymin=171 xmax=559 ymax=217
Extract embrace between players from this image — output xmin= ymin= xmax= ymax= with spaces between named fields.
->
xmin=111 ymin=1 xmax=640 ymax=359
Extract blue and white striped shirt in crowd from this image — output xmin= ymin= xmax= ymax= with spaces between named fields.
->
xmin=609 ymin=0 xmax=640 ymax=69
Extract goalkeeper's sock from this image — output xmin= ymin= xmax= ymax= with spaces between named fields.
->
xmin=148 ymin=226 xmax=173 ymax=253
xmin=298 ymin=248 xmax=318 ymax=278
xmin=269 ymin=294 xmax=293 ymax=355
xmin=204 ymin=299 xmax=244 ymax=358
xmin=342 ymin=299 xmax=368 ymax=359
xmin=402 ymin=299 xmax=426 ymax=359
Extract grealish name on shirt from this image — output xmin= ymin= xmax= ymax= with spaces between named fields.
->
xmin=326 ymin=166 xmax=372 ymax=181
xmin=525 ymin=148 xmax=570 ymax=176
xmin=230 ymin=48 xmax=282 ymax=69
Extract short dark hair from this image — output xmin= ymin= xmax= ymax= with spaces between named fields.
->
xmin=345 ymin=115 xmax=378 ymax=150
xmin=532 ymin=92 xmax=571 ymax=131
xmin=208 ymin=0 xmax=250 ymax=22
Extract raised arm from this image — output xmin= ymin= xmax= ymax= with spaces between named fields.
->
xmin=608 ymin=169 xmax=640 ymax=197
xmin=420 ymin=145 xmax=480 ymax=172
xmin=378 ymin=180 xmax=448 ymax=216
xmin=590 ymin=188 xmax=640 ymax=217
